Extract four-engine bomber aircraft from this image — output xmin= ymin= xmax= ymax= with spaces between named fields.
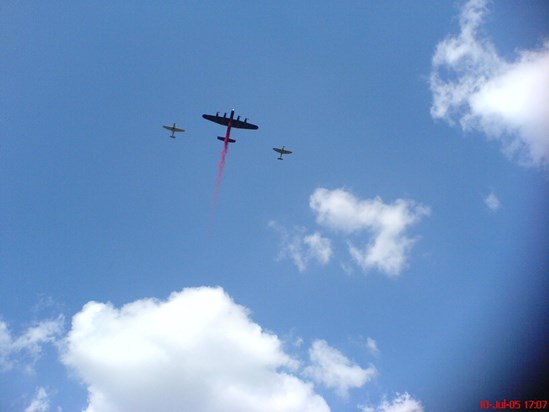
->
xmin=273 ymin=146 xmax=292 ymax=160
xmin=163 ymin=123 xmax=185 ymax=138
xmin=202 ymin=109 xmax=258 ymax=144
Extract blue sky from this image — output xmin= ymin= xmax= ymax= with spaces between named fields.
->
xmin=1 ymin=1 xmax=548 ymax=411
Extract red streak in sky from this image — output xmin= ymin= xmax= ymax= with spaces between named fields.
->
xmin=212 ymin=139 xmax=229 ymax=211
xmin=209 ymin=116 xmax=234 ymax=227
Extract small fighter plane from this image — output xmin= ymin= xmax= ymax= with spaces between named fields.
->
xmin=163 ymin=123 xmax=185 ymax=138
xmin=273 ymin=146 xmax=292 ymax=160
xmin=202 ymin=109 xmax=258 ymax=144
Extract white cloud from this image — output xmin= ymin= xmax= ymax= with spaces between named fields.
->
xmin=484 ymin=191 xmax=501 ymax=211
xmin=359 ymin=392 xmax=424 ymax=412
xmin=60 ymin=287 xmax=329 ymax=412
xmin=348 ymin=237 xmax=414 ymax=277
xmin=269 ymin=221 xmax=333 ymax=272
xmin=366 ymin=337 xmax=380 ymax=356
xmin=377 ymin=392 xmax=424 ymax=412
xmin=303 ymin=340 xmax=376 ymax=398
xmin=304 ymin=232 xmax=333 ymax=265
xmin=430 ymin=0 xmax=549 ymax=167
xmin=24 ymin=387 xmax=50 ymax=412
xmin=0 ymin=322 xmax=11 ymax=370
xmin=309 ymin=188 xmax=430 ymax=276
xmin=0 ymin=317 xmax=64 ymax=372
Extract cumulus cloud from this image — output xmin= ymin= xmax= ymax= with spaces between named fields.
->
xmin=430 ymin=0 xmax=549 ymax=167
xmin=309 ymin=188 xmax=430 ymax=276
xmin=303 ymin=340 xmax=376 ymax=398
xmin=269 ymin=221 xmax=333 ymax=272
xmin=484 ymin=190 xmax=501 ymax=211
xmin=61 ymin=287 xmax=329 ymax=412
xmin=24 ymin=387 xmax=50 ymax=412
xmin=359 ymin=392 xmax=424 ymax=412
xmin=0 ymin=317 xmax=64 ymax=372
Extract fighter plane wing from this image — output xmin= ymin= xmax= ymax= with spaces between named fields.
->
xmin=273 ymin=147 xmax=292 ymax=155
xmin=163 ymin=125 xmax=185 ymax=133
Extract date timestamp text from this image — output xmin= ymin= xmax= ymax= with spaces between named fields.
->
xmin=480 ymin=400 xmax=548 ymax=410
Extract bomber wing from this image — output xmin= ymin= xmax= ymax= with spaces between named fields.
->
xmin=202 ymin=113 xmax=258 ymax=130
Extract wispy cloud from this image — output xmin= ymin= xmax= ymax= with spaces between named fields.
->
xmin=484 ymin=190 xmax=501 ymax=211
xmin=366 ymin=337 xmax=380 ymax=356
xmin=310 ymin=188 xmax=430 ymax=276
xmin=24 ymin=387 xmax=50 ymax=412
xmin=61 ymin=287 xmax=330 ymax=412
xmin=269 ymin=221 xmax=333 ymax=272
xmin=303 ymin=339 xmax=376 ymax=398
xmin=359 ymin=392 xmax=424 ymax=412
xmin=430 ymin=0 xmax=549 ymax=167
xmin=0 ymin=317 xmax=64 ymax=372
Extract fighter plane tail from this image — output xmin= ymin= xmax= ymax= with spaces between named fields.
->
xmin=217 ymin=136 xmax=236 ymax=143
